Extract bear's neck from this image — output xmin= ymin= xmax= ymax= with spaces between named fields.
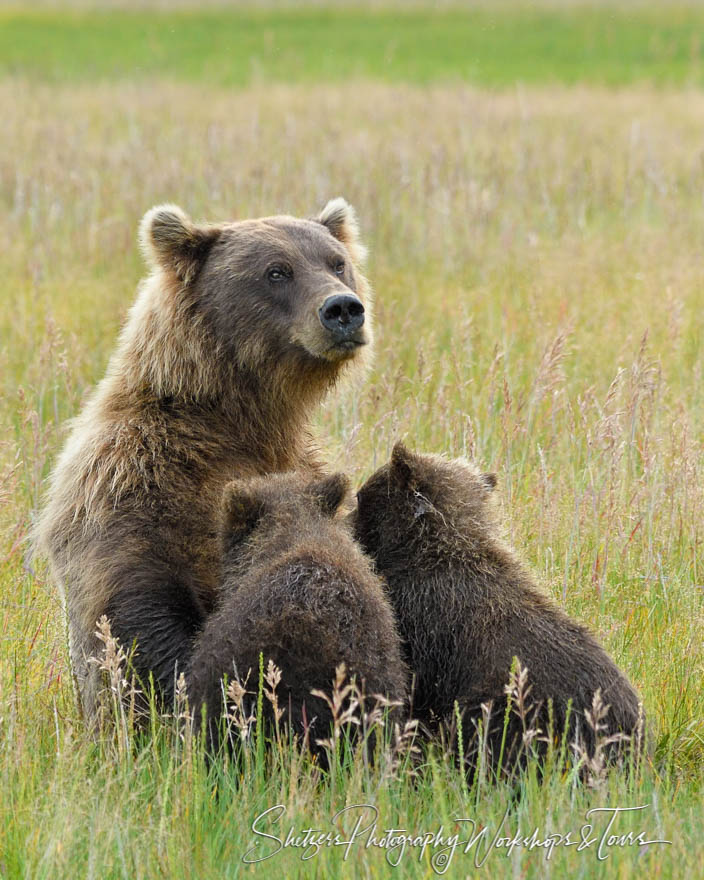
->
xmin=111 ymin=360 xmax=333 ymax=475
xmin=220 ymin=364 xmax=329 ymax=472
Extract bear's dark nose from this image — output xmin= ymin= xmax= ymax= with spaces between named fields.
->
xmin=318 ymin=294 xmax=365 ymax=337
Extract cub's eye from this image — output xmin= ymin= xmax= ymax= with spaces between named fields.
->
xmin=267 ymin=265 xmax=292 ymax=283
xmin=334 ymin=261 xmax=345 ymax=276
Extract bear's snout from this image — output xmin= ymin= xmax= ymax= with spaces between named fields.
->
xmin=318 ymin=294 xmax=365 ymax=341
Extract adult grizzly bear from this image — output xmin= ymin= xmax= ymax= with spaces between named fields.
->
xmin=188 ymin=471 xmax=407 ymax=754
xmin=36 ymin=198 xmax=373 ymax=719
xmin=352 ymin=443 xmax=643 ymax=775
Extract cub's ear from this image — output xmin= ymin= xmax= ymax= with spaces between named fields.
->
xmin=220 ymin=480 xmax=263 ymax=541
xmin=309 ymin=472 xmax=350 ymax=517
xmin=480 ymin=472 xmax=498 ymax=493
xmin=389 ymin=441 xmax=417 ymax=488
xmin=317 ymin=197 xmax=368 ymax=265
xmin=139 ymin=204 xmax=220 ymax=285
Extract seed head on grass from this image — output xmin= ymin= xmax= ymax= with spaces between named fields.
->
xmin=263 ymin=659 xmax=285 ymax=731
xmin=90 ymin=615 xmax=128 ymax=690
xmin=172 ymin=671 xmax=193 ymax=745
xmin=223 ymin=673 xmax=256 ymax=746
xmin=573 ymin=688 xmax=631 ymax=790
xmin=311 ymin=662 xmax=361 ymax=755
xmin=381 ymin=714 xmax=420 ymax=782
xmin=504 ymin=660 xmax=535 ymax=726
xmin=89 ymin=615 xmax=141 ymax=755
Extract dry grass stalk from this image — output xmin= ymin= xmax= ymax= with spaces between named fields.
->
xmin=224 ymin=673 xmax=256 ymax=746
xmin=311 ymin=662 xmax=361 ymax=754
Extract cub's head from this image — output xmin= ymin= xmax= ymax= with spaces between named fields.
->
xmin=138 ymin=199 xmax=372 ymax=386
xmin=354 ymin=441 xmax=498 ymax=558
xmin=219 ymin=471 xmax=350 ymax=566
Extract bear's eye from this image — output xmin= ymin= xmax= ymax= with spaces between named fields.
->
xmin=334 ymin=260 xmax=345 ymax=276
xmin=267 ymin=265 xmax=292 ymax=283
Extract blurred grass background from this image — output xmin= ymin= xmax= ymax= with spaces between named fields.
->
xmin=1 ymin=4 xmax=704 ymax=85
xmin=1 ymin=3 xmax=703 ymax=878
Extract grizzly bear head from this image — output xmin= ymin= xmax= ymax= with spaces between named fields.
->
xmin=133 ymin=199 xmax=373 ymax=400
xmin=218 ymin=471 xmax=350 ymax=573
xmin=353 ymin=441 xmax=499 ymax=559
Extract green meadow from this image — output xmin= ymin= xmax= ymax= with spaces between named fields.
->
xmin=1 ymin=3 xmax=703 ymax=878
xmin=1 ymin=4 xmax=704 ymax=86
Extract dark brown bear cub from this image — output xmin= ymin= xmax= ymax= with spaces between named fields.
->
xmin=187 ymin=471 xmax=408 ymax=754
xmin=352 ymin=442 xmax=643 ymax=775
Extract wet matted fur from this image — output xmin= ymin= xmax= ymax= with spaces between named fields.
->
xmin=187 ymin=471 xmax=408 ymax=754
xmin=351 ymin=442 xmax=643 ymax=776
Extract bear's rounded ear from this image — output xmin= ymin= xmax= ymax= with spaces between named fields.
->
xmin=139 ymin=204 xmax=220 ymax=285
xmin=317 ymin=197 xmax=368 ymax=265
xmin=309 ymin=472 xmax=350 ymax=517
xmin=389 ymin=441 xmax=416 ymax=488
xmin=220 ymin=480 xmax=263 ymax=541
xmin=480 ymin=472 xmax=498 ymax=493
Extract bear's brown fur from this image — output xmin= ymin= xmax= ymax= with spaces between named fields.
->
xmin=187 ymin=471 xmax=408 ymax=754
xmin=35 ymin=198 xmax=373 ymax=719
xmin=352 ymin=442 xmax=643 ymax=775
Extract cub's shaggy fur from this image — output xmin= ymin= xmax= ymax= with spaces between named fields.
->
xmin=352 ymin=442 xmax=643 ymax=773
xmin=187 ymin=471 xmax=408 ymax=752
xmin=36 ymin=199 xmax=373 ymax=719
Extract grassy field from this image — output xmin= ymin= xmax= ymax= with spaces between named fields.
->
xmin=2 ymin=3 xmax=704 ymax=879
xmin=2 ymin=4 xmax=704 ymax=86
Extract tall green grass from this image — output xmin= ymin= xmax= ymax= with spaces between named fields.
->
xmin=1 ymin=5 xmax=704 ymax=86
xmin=1 ymin=74 xmax=703 ymax=879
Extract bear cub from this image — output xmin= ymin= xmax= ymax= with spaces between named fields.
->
xmin=352 ymin=442 xmax=643 ymax=774
xmin=187 ymin=471 xmax=408 ymax=754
